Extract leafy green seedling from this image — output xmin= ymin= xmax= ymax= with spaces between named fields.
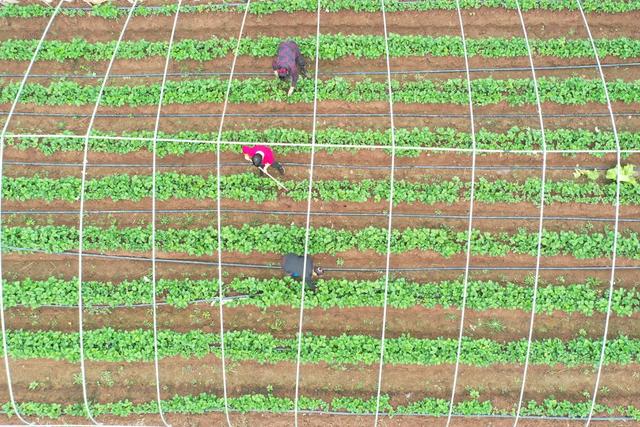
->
xmin=606 ymin=164 xmax=637 ymax=185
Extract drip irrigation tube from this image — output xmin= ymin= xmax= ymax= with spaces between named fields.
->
xmin=4 ymin=246 xmax=639 ymax=271
xmin=1 ymin=159 xmax=606 ymax=172
xmin=263 ymin=409 xmax=634 ymax=422
xmin=2 ymin=110 xmax=639 ymax=119
xmin=2 ymin=61 xmax=640 ymax=80
xmin=3 ymin=207 xmax=639 ymax=224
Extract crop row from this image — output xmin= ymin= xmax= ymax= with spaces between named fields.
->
xmin=5 ymin=393 xmax=638 ymax=420
xmin=6 ymin=126 xmax=639 ymax=157
xmin=4 ymin=172 xmax=640 ymax=205
xmin=6 ymin=276 xmax=639 ymax=316
xmin=4 ymin=36 xmax=640 ymax=62
xmin=3 ymin=224 xmax=640 ymax=259
xmin=3 ymin=0 xmax=640 ymax=19
xmin=2 ymin=77 xmax=638 ymax=107
xmin=6 ymin=328 xmax=640 ymax=366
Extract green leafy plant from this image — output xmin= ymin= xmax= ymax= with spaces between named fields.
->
xmin=3 ymin=223 xmax=640 ymax=259
xmin=7 ymin=126 xmax=640 ymax=158
xmin=4 ymin=328 xmax=640 ymax=367
xmin=606 ymin=164 xmax=638 ymax=185
xmin=3 ymin=392 xmax=638 ymax=420
xmin=2 ymin=76 xmax=640 ymax=108
xmin=6 ymin=276 xmax=638 ymax=316
xmin=5 ymin=172 xmax=640 ymax=206
xmin=3 ymin=0 xmax=640 ymax=20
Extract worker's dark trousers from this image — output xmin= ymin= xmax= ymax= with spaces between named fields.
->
xmin=273 ymin=161 xmax=285 ymax=175
xmin=298 ymin=57 xmax=308 ymax=78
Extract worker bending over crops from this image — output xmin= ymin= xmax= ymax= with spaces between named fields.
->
xmin=272 ymin=40 xmax=308 ymax=96
xmin=242 ymin=144 xmax=285 ymax=175
xmin=282 ymin=253 xmax=324 ymax=290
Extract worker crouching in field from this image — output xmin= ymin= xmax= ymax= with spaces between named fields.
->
xmin=282 ymin=253 xmax=324 ymax=291
xmin=272 ymin=40 xmax=308 ymax=96
xmin=242 ymin=144 xmax=285 ymax=175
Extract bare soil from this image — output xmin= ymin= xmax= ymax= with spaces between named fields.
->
xmin=8 ymin=303 xmax=640 ymax=341
xmin=3 ymin=195 xmax=638 ymax=235
xmin=3 ymin=8 xmax=640 ymax=42
xmin=0 ymin=356 xmax=637 ymax=425
xmin=0 ymin=412 xmax=632 ymax=427
xmin=0 ymin=154 xmax=619 ymax=182
xmin=5 ymin=106 xmax=638 ymax=138
xmin=5 ymin=141 xmax=639 ymax=171
xmin=1 ymin=55 xmax=638 ymax=85
xmin=4 ymin=246 xmax=640 ymax=289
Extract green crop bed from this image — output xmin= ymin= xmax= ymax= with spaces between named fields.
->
xmin=3 ymin=36 xmax=640 ymax=62
xmin=7 ymin=126 xmax=639 ymax=157
xmin=2 ymin=77 xmax=640 ymax=107
xmin=5 ymin=327 xmax=640 ymax=366
xmin=3 ymin=0 xmax=640 ymax=19
xmin=2 ymin=391 xmax=640 ymax=420
xmin=4 ymin=393 xmax=639 ymax=420
xmin=3 ymin=224 xmax=640 ymax=259
xmin=3 ymin=172 xmax=639 ymax=205
xmin=5 ymin=276 xmax=639 ymax=316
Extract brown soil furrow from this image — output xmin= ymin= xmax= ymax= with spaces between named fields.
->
xmin=3 ymin=8 xmax=640 ymax=42
xmin=9 ymin=304 xmax=640 ymax=341
xmin=0 ymin=55 xmax=637 ymax=83
xmin=3 ymin=249 xmax=639 ymax=280
xmin=5 ymin=108 xmax=636 ymax=136
xmin=3 ymin=197 xmax=637 ymax=232
xmin=0 ymin=160 xmax=604 ymax=181
xmin=1 ymin=357 xmax=637 ymax=411
xmin=4 ymin=253 xmax=636 ymax=291
xmin=1 ymin=100 xmax=632 ymax=122
xmin=0 ymin=413 xmax=627 ymax=427
xmin=5 ymin=145 xmax=638 ymax=171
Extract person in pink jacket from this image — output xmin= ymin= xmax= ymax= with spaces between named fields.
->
xmin=242 ymin=144 xmax=285 ymax=175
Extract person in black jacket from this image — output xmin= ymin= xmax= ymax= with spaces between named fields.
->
xmin=282 ymin=253 xmax=323 ymax=290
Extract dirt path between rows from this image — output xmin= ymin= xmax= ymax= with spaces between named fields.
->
xmin=0 ymin=357 xmax=636 ymax=420
xmin=4 ymin=195 xmax=638 ymax=234
xmin=3 ymin=7 xmax=640 ymax=42
xmin=6 ymin=141 xmax=638 ymax=170
xmin=0 ymin=412 xmax=630 ymax=427
xmin=9 ymin=303 xmax=639 ymax=341
xmin=2 ymin=100 xmax=634 ymax=123
xmin=3 ymin=247 xmax=639 ymax=289
xmin=5 ymin=157 xmax=589 ymax=181
xmin=1 ymin=55 xmax=637 ymax=83
xmin=5 ymin=107 xmax=637 ymax=137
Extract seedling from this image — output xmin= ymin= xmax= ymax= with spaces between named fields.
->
xmin=606 ymin=164 xmax=638 ymax=185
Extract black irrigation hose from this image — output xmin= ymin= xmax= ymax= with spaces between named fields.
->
xmin=2 ymin=111 xmax=639 ymax=119
xmin=4 ymin=207 xmax=639 ymax=224
xmin=262 ymin=409 xmax=634 ymax=422
xmin=2 ymin=159 xmax=606 ymax=172
xmin=4 ymin=246 xmax=636 ymax=271
xmin=3 ymin=61 xmax=640 ymax=80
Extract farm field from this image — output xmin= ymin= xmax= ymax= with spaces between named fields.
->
xmin=1 ymin=0 xmax=640 ymax=426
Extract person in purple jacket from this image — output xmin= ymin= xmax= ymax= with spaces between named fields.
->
xmin=272 ymin=40 xmax=308 ymax=96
